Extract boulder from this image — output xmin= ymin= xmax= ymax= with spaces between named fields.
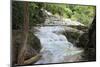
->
xmin=83 ymin=16 xmax=96 ymax=61
xmin=76 ymin=16 xmax=96 ymax=61
xmin=63 ymin=27 xmax=84 ymax=45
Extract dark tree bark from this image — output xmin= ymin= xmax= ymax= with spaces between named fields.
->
xmin=17 ymin=2 xmax=29 ymax=64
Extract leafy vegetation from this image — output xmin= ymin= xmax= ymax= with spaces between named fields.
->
xmin=43 ymin=3 xmax=95 ymax=25
xmin=12 ymin=2 xmax=24 ymax=29
xmin=12 ymin=2 xmax=96 ymax=65
xmin=12 ymin=1 xmax=95 ymax=30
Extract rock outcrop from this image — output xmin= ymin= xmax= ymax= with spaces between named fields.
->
xmin=12 ymin=30 xmax=41 ymax=65
xmin=63 ymin=27 xmax=84 ymax=45
xmin=83 ymin=16 xmax=96 ymax=61
xmin=76 ymin=16 xmax=96 ymax=61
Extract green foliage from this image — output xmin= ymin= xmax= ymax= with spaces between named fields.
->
xmin=12 ymin=2 xmax=46 ymax=29
xmin=12 ymin=1 xmax=24 ymax=29
xmin=44 ymin=4 xmax=95 ymax=25
xmin=70 ymin=5 xmax=95 ymax=25
xmin=44 ymin=4 xmax=73 ymax=18
xmin=12 ymin=2 xmax=95 ymax=30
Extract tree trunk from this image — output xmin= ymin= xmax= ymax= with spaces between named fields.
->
xmin=17 ymin=2 xmax=29 ymax=65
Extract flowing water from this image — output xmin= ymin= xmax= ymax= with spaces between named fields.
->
xmin=34 ymin=26 xmax=83 ymax=64
xmin=33 ymin=10 xmax=84 ymax=64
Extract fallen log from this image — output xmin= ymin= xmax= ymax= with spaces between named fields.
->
xmin=24 ymin=54 xmax=42 ymax=65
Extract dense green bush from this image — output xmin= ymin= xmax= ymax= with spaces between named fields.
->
xmin=70 ymin=5 xmax=95 ymax=25
xmin=29 ymin=2 xmax=46 ymax=28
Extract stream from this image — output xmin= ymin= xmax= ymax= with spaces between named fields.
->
xmin=33 ymin=10 xmax=84 ymax=64
xmin=33 ymin=26 xmax=83 ymax=64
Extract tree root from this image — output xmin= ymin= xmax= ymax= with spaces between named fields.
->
xmin=24 ymin=54 xmax=42 ymax=65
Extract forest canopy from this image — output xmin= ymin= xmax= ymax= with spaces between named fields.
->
xmin=12 ymin=2 xmax=95 ymax=30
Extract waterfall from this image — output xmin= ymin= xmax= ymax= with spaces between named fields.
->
xmin=33 ymin=26 xmax=83 ymax=64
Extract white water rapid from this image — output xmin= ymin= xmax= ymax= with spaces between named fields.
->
xmin=34 ymin=26 xmax=83 ymax=64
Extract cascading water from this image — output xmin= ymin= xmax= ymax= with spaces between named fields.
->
xmin=32 ymin=10 xmax=84 ymax=64
xmin=33 ymin=26 xmax=83 ymax=64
